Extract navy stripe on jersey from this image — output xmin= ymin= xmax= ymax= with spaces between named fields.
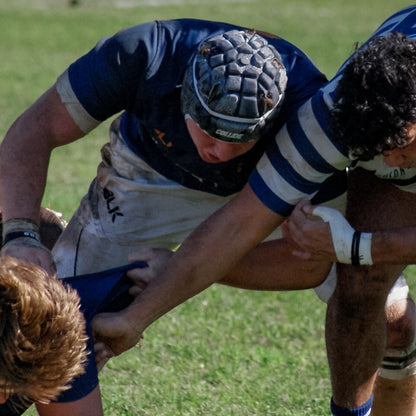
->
xmin=287 ymin=112 xmax=335 ymax=174
xmin=266 ymin=139 xmax=324 ymax=194
xmin=311 ymin=170 xmax=347 ymax=205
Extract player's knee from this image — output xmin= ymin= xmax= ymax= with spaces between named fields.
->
xmin=386 ymin=298 xmax=416 ymax=349
xmin=379 ymin=298 xmax=416 ymax=380
xmin=336 ymin=265 xmax=390 ymax=300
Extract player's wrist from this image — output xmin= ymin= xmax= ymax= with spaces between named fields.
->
xmin=312 ymin=206 xmax=373 ymax=266
xmin=122 ymin=300 xmax=149 ymax=335
xmin=351 ymin=231 xmax=373 ymax=266
xmin=2 ymin=218 xmax=42 ymax=249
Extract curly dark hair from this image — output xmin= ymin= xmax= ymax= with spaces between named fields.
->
xmin=330 ymin=31 xmax=416 ymax=160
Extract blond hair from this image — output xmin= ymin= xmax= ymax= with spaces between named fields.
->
xmin=0 ymin=256 xmax=88 ymax=405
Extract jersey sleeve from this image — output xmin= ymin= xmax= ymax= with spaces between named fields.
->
xmin=249 ymin=78 xmax=350 ymax=217
xmin=56 ymin=21 xmax=161 ymax=130
xmin=250 ymin=4 xmax=416 ymax=217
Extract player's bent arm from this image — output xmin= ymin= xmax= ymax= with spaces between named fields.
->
xmin=0 ymin=84 xmax=85 ymax=222
xmin=122 ymin=184 xmax=285 ymax=339
xmin=0 ymin=84 xmax=85 ymax=271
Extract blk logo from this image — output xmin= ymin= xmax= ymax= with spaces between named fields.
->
xmin=103 ymin=187 xmax=124 ymax=223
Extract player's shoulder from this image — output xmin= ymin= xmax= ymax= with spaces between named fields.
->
xmin=155 ymin=18 xmax=243 ymax=46
xmin=111 ymin=19 xmax=241 ymax=58
xmin=368 ymin=5 xmax=416 ymax=40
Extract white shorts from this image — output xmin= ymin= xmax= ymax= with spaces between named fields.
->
xmin=315 ymin=264 xmax=409 ymax=306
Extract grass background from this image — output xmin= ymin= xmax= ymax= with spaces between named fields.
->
xmin=0 ymin=0 xmax=414 ymax=414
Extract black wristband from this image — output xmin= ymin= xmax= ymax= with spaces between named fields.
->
xmin=3 ymin=231 xmax=41 ymax=246
xmin=351 ymin=231 xmax=361 ymax=266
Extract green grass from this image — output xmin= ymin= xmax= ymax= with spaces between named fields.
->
xmin=0 ymin=1 xmax=414 ymax=414
xmin=99 ymin=288 xmax=331 ymax=415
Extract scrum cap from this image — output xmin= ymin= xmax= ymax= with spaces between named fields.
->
xmin=181 ymin=29 xmax=287 ymax=143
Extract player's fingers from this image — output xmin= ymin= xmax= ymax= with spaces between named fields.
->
xmin=94 ymin=341 xmax=114 ymax=371
xmin=289 ymin=204 xmax=308 ymax=227
xmin=299 ymin=200 xmax=314 ymax=215
xmin=96 ymin=356 xmax=110 ymax=373
xmin=129 ymin=284 xmax=145 ymax=297
xmin=127 ymin=267 xmax=154 ymax=284
xmin=128 ymin=246 xmax=156 ymax=263
xmin=291 ymin=249 xmax=312 ymax=260
xmin=91 ymin=312 xmax=121 ymax=338
xmin=280 ymin=220 xmax=289 ymax=238
xmin=94 ymin=341 xmax=107 ymax=354
xmin=284 ymin=217 xmax=301 ymax=239
xmin=129 ymin=247 xmax=173 ymax=273
xmin=94 ymin=341 xmax=114 ymax=358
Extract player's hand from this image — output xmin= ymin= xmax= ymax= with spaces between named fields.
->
xmin=94 ymin=341 xmax=111 ymax=372
xmin=1 ymin=241 xmax=56 ymax=275
xmin=282 ymin=200 xmax=337 ymax=262
xmin=92 ymin=309 xmax=143 ymax=366
xmin=93 ymin=251 xmax=170 ymax=370
xmin=127 ymin=247 xmax=173 ymax=296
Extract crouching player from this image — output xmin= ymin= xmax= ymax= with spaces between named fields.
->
xmin=0 ymin=253 xmax=146 ymax=416
xmin=0 ymin=257 xmax=88 ymax=415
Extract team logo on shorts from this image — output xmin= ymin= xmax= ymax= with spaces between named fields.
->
xmin=103 ymin=187 xmax=124 ymax=223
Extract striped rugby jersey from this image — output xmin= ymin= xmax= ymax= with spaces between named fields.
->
xmin=249 ymin=5 xmax=416 ymax=217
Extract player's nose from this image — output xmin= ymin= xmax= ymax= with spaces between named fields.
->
xmin=212 ymin=142 xmax=243 ymax=162
xmin=383 ymin=149 xmax=406 ymax=168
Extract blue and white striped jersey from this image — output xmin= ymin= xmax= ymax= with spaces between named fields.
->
xmin=249 ymin=5 xmax=416 ymax=217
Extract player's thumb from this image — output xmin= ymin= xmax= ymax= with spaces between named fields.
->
xmin=91 ymin=312 xmax=119 ymax=338
xmin=300 ymin=200 xmax=314 ymax=215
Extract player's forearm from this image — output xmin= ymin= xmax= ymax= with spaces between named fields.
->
xmin=0 ymin=114 xmax=57 ymax=272
xmin=219 ymin=238 xmax=331 ymax=291
xmin=0 ymin=115 xmax=50 ymax=223
xmin=0 ymin=85 xmax=84 ymax=223
xmin=371 ymin=227 xmax=416 ymax=264
xmin=125 ymin=219 xmax=256 ymax=330
xmin=124 ymin=186 xmax=284 ymax=333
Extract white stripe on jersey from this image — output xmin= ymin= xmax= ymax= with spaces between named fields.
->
xmin=297 ymin=97 xmax=349 ymax=171
xmin=277 ymin=123 xmax=333 ymax=184
xmin=256 ymin=152 xmax=319 ymax=206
